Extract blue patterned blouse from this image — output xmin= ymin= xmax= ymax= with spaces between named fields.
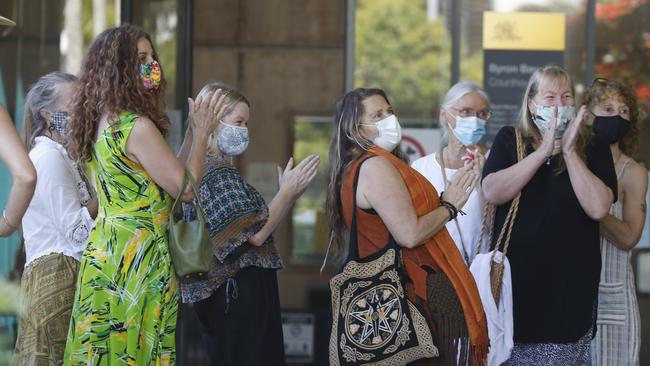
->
xmin=179 ymin=155 xmax=283 ymax=303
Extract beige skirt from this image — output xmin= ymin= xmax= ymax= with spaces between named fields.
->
xmin=12 ymin=252 xmax=79 ymax=366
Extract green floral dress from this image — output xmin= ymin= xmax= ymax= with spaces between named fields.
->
xmin=64 ymin=112 xmax=178 ymax=365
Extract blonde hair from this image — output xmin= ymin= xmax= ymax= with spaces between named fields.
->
xmin=195 ymin=82 xmax=250 ymax=155
xmin=518 ymin=64 xmax=588 ymax=170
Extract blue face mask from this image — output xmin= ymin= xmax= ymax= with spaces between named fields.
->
xmin=449 ymin=115 xmax=487 ymax=146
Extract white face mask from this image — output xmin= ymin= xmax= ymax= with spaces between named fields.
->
xmin=531 ymin=102 xmax=576 ymax=138
xmin=362 ymin=114 xmax=402 ymax=151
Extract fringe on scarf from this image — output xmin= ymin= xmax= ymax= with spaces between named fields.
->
xmin=426 ymin=271 xmax=488 ymax=366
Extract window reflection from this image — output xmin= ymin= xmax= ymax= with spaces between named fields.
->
xmin=61 ymin=0 xmax=120 ymax=74
xmin=354 ymin=0 xmax=451 ymax=122
xmin=594 ymin=0 xmax=650 ymax=103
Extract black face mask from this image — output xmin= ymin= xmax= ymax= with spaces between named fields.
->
xmin=592 ymin=115 xmax=631 ymax=144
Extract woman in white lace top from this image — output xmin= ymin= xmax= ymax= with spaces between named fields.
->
xmin=12 ymin=72 xmax=97 ymax=366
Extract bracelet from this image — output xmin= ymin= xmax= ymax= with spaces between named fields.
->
xmin=439 ymin=203 xmax=456 ymax=221
xmin=439 ymin=192 xmax=466 ymax=221
xmin=2 ymin=210 xmax=17 ymax=229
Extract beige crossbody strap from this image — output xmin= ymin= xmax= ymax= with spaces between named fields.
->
xmin=474 ymin=129 xmax=524 ymax=303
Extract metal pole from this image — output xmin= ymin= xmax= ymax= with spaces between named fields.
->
xmin=585 ymin=0 xmax=596 ymax=85
xmin=178 ymin=0 xmax=193 ymax=126
xmin=450 ymin=0 xmax=461 ymax=86
xmin=120 ymin=0 xmax=131 ymax=24
xmin=344 ymin=0 xmax=356 ymax=92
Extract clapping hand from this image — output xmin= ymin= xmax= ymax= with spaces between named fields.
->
xmin=562 ymin=105 xmax=587 ymax=156
xmin=442 ymin=164 xmax=479 ymax=211
xmin=188 ymin=89 xmax=229 ymax=138
xmin=277 ymin=155 xmax=321 ymax=199
xmin=462 ymin=147 xmax=485 ymax=177
xmin=537 ymin=106 xmax=561 ymax=159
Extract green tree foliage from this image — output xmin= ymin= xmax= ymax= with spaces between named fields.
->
xmin=355 ymin=0 xmax=451 ymax=117
xmin=355 ymin=0 xmax=485 ymax=118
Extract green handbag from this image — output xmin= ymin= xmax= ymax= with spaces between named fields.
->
xmin=168 ymin=171 xmax=212 ymax=279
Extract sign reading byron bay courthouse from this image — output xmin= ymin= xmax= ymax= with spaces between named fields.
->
xmin=482 ymin=12 xmax=566 ymax=145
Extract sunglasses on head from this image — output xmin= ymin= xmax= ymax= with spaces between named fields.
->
xmin=591 ymin=77 xmax=609 ymax=87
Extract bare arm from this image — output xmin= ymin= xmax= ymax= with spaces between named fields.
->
xmin=249 ymin=155 xmax=320 ymax=246
xmin=0 ymin=106 xmax=36 ymax=236
xmin=600 ymin=163 xmax=647 ymax=250
xmin=562 ymin=106 xmax=614 ymax=220
xmin=86 ymin=194 xmax=99 ymax=219
xmin=126 ymin=91 xmax=227 ymax=202
xmin=358 ymin=156 xmax=477 ymax=248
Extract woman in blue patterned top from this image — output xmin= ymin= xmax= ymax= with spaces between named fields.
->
xmin=178 ymin=82 xmax=320 ymax=366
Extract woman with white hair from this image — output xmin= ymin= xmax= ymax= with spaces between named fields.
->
xmin=412 ymin=80 xmax=491 ymax=265
xmin=13 ymin=72 xmax=97 ymax=366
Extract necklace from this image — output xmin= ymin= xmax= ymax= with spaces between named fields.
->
xmin=438 ymin=148 xmax=472 ymax=265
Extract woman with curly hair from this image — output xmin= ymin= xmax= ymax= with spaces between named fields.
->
xmin=586 ymin=79 xmax=646 ymax=366
xmin=63 ymin=25 xmax=227 ymax=365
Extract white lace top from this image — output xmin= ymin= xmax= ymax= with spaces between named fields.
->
xmin=22 ymin=137 xmax=95 ymax=267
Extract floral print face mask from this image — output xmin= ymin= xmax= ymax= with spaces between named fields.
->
xmin=140 ymin=60 xmax=161 ymax=92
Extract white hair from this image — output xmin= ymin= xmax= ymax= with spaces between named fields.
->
xmin=441 ymin=80 xmax=490 ymax=110
xmin=438 ymin=80 xmax=490 ymax=145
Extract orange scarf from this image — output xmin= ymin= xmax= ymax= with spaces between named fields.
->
xmin=368 ymin=147 xmax=488 ymax=365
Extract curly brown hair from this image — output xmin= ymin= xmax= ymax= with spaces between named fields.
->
xmin=582 ymin=79 xmax=641 ymax=155
xmin=67 ymin=24 xmax=170 ymax=162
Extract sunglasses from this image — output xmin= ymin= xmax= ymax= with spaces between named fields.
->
xmin=590 ymin=77 xmax=609 ymax=87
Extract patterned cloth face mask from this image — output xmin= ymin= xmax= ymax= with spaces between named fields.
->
xmin=140 ymin=60 xmax=161 ymax=91
xmin=532 ymin=102 xmax=576 ymax=138
xmin=50 ymin=111 xmax=70 ymax=136
xmin=217 ymin=121 xmax=249 ymax=156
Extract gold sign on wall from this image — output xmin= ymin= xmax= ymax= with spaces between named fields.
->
xmin=483 ymin=11 xmax=565 ymax=51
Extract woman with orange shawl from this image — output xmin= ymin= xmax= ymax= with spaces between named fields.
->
xmin=326 ymin=88 xmax=488 ymax=365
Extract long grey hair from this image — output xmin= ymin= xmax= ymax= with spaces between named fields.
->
xmin=23 ymin=72 xmax=77 ymax=150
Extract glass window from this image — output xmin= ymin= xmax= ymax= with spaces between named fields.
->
xmin=132 ymin=0 xmax=185 ymax=150
xmin=291 ymin=117 xmax=331 ymax=264
xmin=593 ymin=0 xmax=650 ymax=103
xmin=0 ymin=0 xmax=119 ymax=279
xmin=354 ymin=0 xmax=451 ymax=124
xmin=460 ymin=1 xmax=587 ymax=89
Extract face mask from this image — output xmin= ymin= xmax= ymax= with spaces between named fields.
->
xmin=140 ymin=60 xmax=161 ymax=91
xmin=217 ymin=121 xmax=249 ymax=156
xmin=592 ymin=115 xmax=631 ymax=145
xmin=532 ymin=103 xmax=576 ymax=138
xmin=50 ymin=111 xmax=69 ymax=136
xmin=448 ymin=113 xmax=486 ymax=146
xmin=361 ymin=114 xmax=402 ymax=151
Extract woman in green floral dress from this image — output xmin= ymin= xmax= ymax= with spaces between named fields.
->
xmin=63 ymin=25 xmax=227 ymax=365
